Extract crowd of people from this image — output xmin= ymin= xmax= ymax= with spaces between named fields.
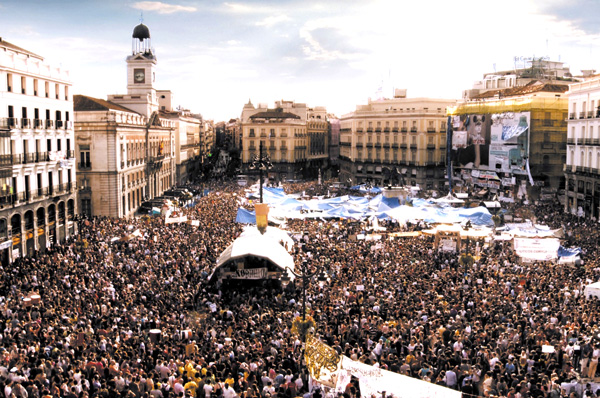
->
xmin=0 ymin=180 xmax=599 ymax=398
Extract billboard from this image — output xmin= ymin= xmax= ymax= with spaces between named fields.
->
xmin=451 ymin=111 xmax=530 ymax=174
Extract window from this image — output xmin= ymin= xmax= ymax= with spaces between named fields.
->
xmin=45 ymin=82 xmax=49 ymax=98
xmin=34 ymin=79 xmax=38 ymax=96
xmin=6 ymin=73 xmax=12 ymax=92
xmin=55 ymin=83 xmax=59 ymax=99
xmin=65 ymin=86 xmax=69 ymax=101
xmin=21 ymin=76 xmax=26 ymax=94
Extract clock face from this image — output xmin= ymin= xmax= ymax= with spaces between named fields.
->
xmin=134 ymin=69 xmax=145 ymax=83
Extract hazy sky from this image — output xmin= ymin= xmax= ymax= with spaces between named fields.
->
xmin=1 ymin=0 xmax=599 ymax=122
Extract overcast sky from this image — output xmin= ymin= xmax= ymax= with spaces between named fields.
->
xmin=1 ymin=0 xmax=599 ymax=122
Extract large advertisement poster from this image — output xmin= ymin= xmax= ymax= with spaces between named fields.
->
xmin=451 ymin=111 xmax=530 ymax=174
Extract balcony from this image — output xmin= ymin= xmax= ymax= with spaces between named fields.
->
xmin=24 ymin=153 xmax=36 ymax=163
xmin=34 ymin=119 xmax=44 ymax=129
xmin=401 ymin=128 xmax=408 ymax=132
xmin=427 ymin=144 xmax=436 ymax=149
xmin=584 ymin=138 xmax=600 ymax=146
xmin=410 ymin=127 xmax=417 ymax=133
xmin=400 ymin=143 xmax=407 ymax=149
xmin=45 ymin=119 xmax=54 ymax=129
xmin=588 ymin=111 xmax=595 ymax=119
xmin=356 ymin=128 xmax=363 ymax=133
xmin=427 ymin=128 xmax=436 ymax=133
xmin=392 ymin=128 xmax=399 ymax=132
xmin=391 ymin=143 xmax=398 ymax=148
xmin=56 ymin=120 xmax=64 ymax=129
xmin=375 ymin=128 xmax=382 ymax=132
xmin=384 ymin=128 xmax=390 ymax=132
xmin=569 ymin=113 xmax=576 ymax=120
xmin=0 ymin=155 xmax=11 ymax=166
xmin=20 ymin=118 xmax=31 ymax=129
xmin=367 ymin=128 xmax=373 ymax=132
xmin=31 ymin=187 xmax=48 ymax=201
xmin=356 ymin=143 xmax=363 ymax=148
xmin=11 ymin=154 xmax=24 ymax=164
xmin=580 ymin=112 xmax=586 ymax=119
xmin=366 ymin=143 xmax=373 ymax=148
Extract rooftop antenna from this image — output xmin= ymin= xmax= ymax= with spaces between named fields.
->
xmin=140 ymin=12 xmax=144 ymax=24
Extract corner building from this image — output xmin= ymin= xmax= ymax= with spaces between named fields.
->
xmin=240 ymin=100 xmax=329 ymax=181
xmin=339 ymin=91 xmax=456 ymax=189
xmin=0 ymin=38 xmax=77 ymax=264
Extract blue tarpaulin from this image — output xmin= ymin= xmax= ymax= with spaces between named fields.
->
xmin=558 ymin=246 xmax=581 ymax=258
xmin=236 ymin=208 xmax=256 ymax=224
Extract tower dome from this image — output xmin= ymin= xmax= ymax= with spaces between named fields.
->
xmin=132 ymin=23 xmax=150 ymax=41
xmin=131 ymin=23 xmax=153 ymax=57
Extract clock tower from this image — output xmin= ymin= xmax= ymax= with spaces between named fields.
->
xmin=117 ymin=22 xmax=159 ymax=116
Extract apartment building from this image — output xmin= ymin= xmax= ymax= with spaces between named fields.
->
xmin=156 ymin=91 xmax=203 ymax=185
xmin=449 ymin=82 xmax=568 ymax=201
xmin=339 ymin=90 xmax=455 ymax=190
xmin=0 ymin=38 xmax=77 ymax=264
xmin=564 ymin=76 xmax=600 ymax=219
xmin=240 ymin=100 xmax=329 ymax=182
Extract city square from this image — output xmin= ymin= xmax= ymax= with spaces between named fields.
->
xmin=2 ymin=1 xmax=600 ymax=397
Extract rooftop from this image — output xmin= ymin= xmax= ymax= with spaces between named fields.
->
xmin=471 ymin=81 xmax=569 ymax=100
xmin=74 ymin=95 xmax=139 ymax=114
xmin=0 ymin=37 xmax=43 ymax=60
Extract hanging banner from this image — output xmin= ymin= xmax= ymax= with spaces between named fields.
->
xmin=339 ymin=356 xmax=461 ymax=398
xmin=439 ymin=238 xmax=457 ymax=252
xmin=304 ymin=334 xmax=341 ymax=388
xmin=234 ymin=267 xmax=267 ymax=279
xmin=513 ymin=238 xmax=560 ymax=261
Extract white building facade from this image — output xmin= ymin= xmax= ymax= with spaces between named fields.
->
xmin=0 ymin=38 xmax=77 ymax=264
xmin=565 ymin=76 xmax=600 ymax=219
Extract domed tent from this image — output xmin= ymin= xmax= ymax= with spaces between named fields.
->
xmin=208 ymin=233 xmax=295 ymax=285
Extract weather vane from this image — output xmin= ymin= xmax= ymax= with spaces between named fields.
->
xmin=140 ymin=12 xmax=144 ymax=24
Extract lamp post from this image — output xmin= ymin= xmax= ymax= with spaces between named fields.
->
xmin=281 ymin=258 xmax=327 ymax=323
xmin=249 ymin=142 xmax=272 ymax=203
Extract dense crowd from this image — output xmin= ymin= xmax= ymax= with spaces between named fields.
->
xmin=0 ymin=181 xmax=599 ymax=398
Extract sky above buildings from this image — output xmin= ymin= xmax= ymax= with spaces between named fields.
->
xmin=1 ymin=0 xmax=599 ymax=122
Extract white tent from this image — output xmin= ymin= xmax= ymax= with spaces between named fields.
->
xmin=209 ymin=234 xmax=295 ymax=283
xmin=240 ymin=226 xmax=294 ymax=252
xmin=585 ymin=282 xmax=600 ymax=300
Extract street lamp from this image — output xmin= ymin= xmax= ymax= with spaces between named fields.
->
xmin=281 ymin=258 xmax=327 ymax=324
xmin=249 ymin=142 xmax=273 ymax=203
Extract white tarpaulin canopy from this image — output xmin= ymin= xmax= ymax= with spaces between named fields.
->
xmin=210 ymin=234 xmax=295 ymax=282
xmin=240 ymin=226 xmax=294 ymax=252
xmin=585 ymin=282 xmax=600 ymax=300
